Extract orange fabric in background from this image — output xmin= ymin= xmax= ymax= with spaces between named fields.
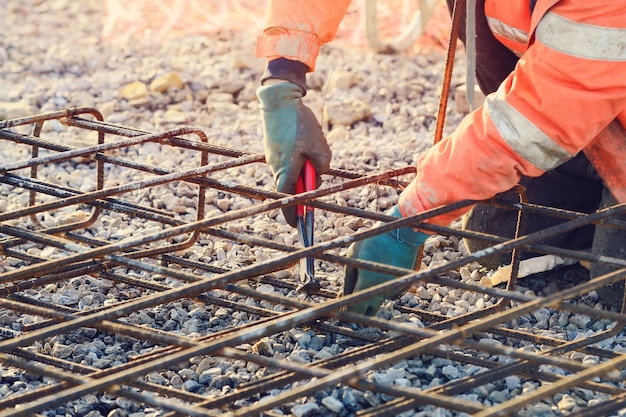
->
xmin=102 ymin=0 xmax=450 ymax=52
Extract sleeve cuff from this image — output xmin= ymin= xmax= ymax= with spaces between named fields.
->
xmin=255 ymin=31 xmax=321 ymax=70
xmin=260 ymin=58 xmax=309 ymax=93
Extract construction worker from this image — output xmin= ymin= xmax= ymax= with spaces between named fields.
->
xmin=255 ymin=0 xmax=626 ymax=315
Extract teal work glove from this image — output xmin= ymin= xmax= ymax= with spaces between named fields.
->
xmin=257 ymin=81 xmax=332 ymax=227
xmin=343 ymin=206 xmax=429 ymax=316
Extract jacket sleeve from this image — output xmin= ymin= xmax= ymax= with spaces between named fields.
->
xmin=398 ymin=103 xmax=545 ymax=226
xmin=399 ymin=0 xmax=626 ymax=226
xmin=254 ymin=0 xmax=351 ymax=71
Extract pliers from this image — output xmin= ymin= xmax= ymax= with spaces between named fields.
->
xmin=295 ymin=159 xmax=320 ymax=293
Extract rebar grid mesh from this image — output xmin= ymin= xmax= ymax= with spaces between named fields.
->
xmin=1 ymin=108 xmax=626 ymax=417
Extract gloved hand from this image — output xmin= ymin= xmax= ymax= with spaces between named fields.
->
xmin=257 ymin=81 xmax=332 ymax=227
xmin=344 ymin=206 xmax=429 ymax=316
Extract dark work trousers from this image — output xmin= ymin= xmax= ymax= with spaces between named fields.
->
xmin=461 ymin=155 xmax=604 ymax=269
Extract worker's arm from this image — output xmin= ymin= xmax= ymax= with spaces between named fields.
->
xmin=255 ymin=0 xmax=351 ymax=226
xmin=399 ymin=1 xmax=626 ymax=226
xmin=346 ymin=0 xmax=626 ymax=315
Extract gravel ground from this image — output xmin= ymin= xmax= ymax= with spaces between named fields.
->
xmin=2 ymin=1 xmax=626 ymax=417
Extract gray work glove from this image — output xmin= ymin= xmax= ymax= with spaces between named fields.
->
xmin=257 ymin=81 xmax=331 ymax=227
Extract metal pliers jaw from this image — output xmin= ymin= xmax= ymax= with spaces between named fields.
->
xmin=295 ymin=160 xmax=320 ymax=293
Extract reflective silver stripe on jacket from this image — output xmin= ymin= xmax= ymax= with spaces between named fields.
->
xmin=485 ymin=86 xmax=572 ymax=171
xmin=486 ymin=16 xmax=529 ymax=47
xmin=536 ymin=12 xmax=626 ymax=61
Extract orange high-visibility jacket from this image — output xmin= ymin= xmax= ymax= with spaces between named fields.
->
xmin=256 ymin=0 xmax=626 ymax=226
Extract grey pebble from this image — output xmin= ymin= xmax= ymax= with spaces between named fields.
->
xmin=146 ymin=372 xmax=168 ymax=385
xmin=523 ymin=403 xmax=557 ymax=417
xmin=321 ymin=396 xmax=344 ymax=413
xmin=504 ymin=375 xmax=521 ymax=391
xmin=169 ymin=375 xmax=183 ymax=390
xmin=557 ymin=394 xmax=578 ymax=411
xmin=291 ymin=402 xmax=319 ymax=417
xmin=210 ymin=375 xmax=234 ymax=389
xmin=51 ymin=343 xmax=73 ymax=359
xmin=441 ymin=364 xmax=459 ymax=380
xmin=488 ymin=390 xmax=508 ymax=404
xmin=115 ymin=397 xmax=135 ymax=411
xmin=183 ymin=379 xmax=202 ymax=393
xmin=340 ymin=388 xmax=359 ymax=408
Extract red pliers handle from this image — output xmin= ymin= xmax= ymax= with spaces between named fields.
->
xmin=295 ymin=160 xmax=320 ymax=292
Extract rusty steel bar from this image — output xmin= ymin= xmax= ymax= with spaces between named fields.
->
xmin=63 ymin=113 xmax=412 ymax=187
